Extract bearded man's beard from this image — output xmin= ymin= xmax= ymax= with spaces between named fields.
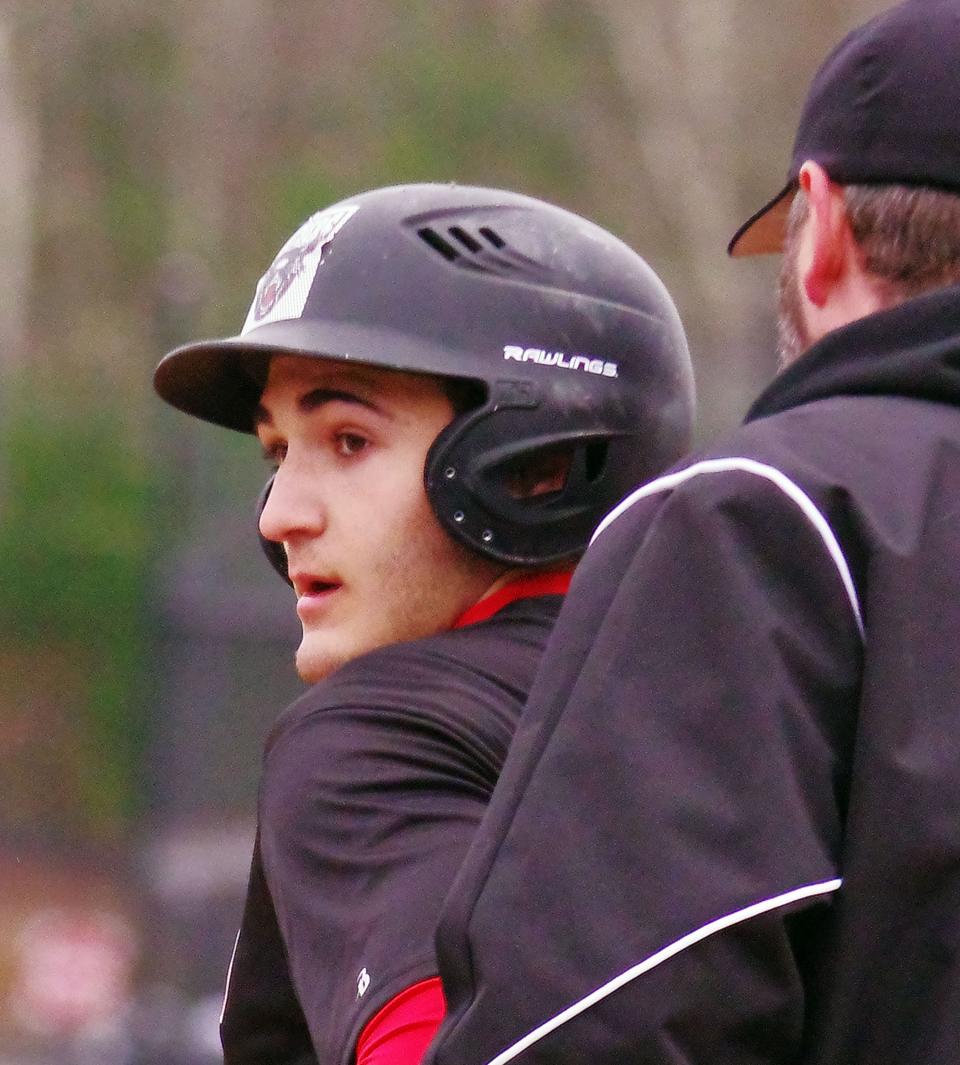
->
xmin=775 ymin=244 xmax=811 ymax=370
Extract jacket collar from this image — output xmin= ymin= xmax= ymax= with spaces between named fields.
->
xmin=747 ymin=282 xmax=960 ymax=423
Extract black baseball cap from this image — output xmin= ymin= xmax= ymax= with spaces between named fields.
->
xmin=729 ymin=0 xmax=960 ymax=257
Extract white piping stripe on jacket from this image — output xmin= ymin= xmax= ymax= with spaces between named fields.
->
xmin=484 ymin=877 xmax=844 ymax=1065
xmin=591 ymin=457 xmax=864 ymax=639
xmin=220 ymin=929 xmax=241 ymax=1026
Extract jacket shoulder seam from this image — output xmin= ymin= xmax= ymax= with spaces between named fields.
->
xmin=591 ymin=457 xmax=864 ymax=639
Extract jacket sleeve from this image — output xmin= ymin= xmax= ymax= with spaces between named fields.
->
xmin=430 ymin=466 xmax=864 ymax=1065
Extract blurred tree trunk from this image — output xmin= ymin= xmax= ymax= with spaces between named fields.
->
xmin=0 ymin=17 xmax=34 ymax=371
xmin=0 ymin=13 xmax=34 ymax=524
xmin=588 ymin=0 xmax=892 ymax=436
xmin=164 ymin=0 xmax=272 ymax=321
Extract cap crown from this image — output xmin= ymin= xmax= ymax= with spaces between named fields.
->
xmin=792 ymin=0 xmax=960 ymax=190
xmin=729 ymin=0 xmax=960 ymax=255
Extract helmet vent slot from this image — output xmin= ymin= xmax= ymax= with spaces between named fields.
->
xmin=414 ymin=219 xmax=545 ymax=278
xmin=417 ymin=227 xmax=460 ymax=261
xmin=449 ymin=226 xmax=483 ymax=253
xmin=479 ymin=226 xmax=506 ymax=249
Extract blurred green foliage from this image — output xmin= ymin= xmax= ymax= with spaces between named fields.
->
xmin=1 ymin=376 xmax=154 ymax=838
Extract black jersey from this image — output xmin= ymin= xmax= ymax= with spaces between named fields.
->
xmin=220 ymin=591 xmax=563 ymax=1065
xmin=427 ymin=286 xmax=960 ymax=1064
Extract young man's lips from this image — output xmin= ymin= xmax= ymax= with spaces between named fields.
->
xmin=288 ymin=571 xmax=339 ymax=596
xmin=290 ymin=574 xmax=342 ymax=617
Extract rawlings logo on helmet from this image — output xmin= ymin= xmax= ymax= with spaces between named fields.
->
xmin=242 ymin=205 xmax=359 ymax=334
xmin=503 ymin=345 xmax=619 ymax=378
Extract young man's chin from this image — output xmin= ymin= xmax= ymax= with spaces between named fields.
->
xmin=295 ymin=637 xmax=346 ymax=684
xmin=294 ymin=629 xmax=388 ymax=684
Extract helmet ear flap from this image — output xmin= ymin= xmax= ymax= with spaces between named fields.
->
xmin=425 ymin=395 xmax=616 ymax=567
xmin=256 ymin=474 xmax=293 ymax=586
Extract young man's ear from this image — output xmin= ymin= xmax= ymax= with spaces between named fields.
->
xmin=797 ymin=160 xmax=852 ymax=307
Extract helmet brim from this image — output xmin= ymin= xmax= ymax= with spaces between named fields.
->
xmin=154 ymin=318 xmax=484 ymax=433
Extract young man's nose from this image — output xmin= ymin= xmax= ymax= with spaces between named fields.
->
xmin=258 ymin=464 xmax=326 ymax=543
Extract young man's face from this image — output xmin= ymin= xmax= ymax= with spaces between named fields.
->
xmin=255 ymin=355 xmax=503 ymax=682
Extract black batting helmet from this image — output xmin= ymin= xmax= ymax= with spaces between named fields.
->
xmin=154 ymin=183 xmax=694 ymax=572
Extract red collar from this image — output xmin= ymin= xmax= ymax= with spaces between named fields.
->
xmin=452 ymin=570 xmax=573 ymax=629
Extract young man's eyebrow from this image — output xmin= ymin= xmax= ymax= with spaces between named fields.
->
xmin=253 ymin=387 xmax=388 ymax=429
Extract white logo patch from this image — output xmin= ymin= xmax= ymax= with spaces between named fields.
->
xmin=242 ymin=205 xmax=359 ymax=334
xmin=357 ymin=967 xmax=371 ymax=999
xmin=503 ymin=345 xmax=619 ymax=378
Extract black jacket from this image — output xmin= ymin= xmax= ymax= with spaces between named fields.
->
xmin=220 ymin=594 xmax=563 ymax=1065
xmin=427 ymin=286 xmax=960 ymax=1065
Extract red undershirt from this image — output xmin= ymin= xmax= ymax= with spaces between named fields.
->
xmin=452 ymin=569 xmax=573 ymax=629
xmin=354 ymin=570 xmax=573 ymax=1065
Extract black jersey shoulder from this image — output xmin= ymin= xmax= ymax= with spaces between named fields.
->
xmin=267 ymin=593 xmax=563 ymax=757
xmin=253 ymin=593 xmax=563 ymax=1065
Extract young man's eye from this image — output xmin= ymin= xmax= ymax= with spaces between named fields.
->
xmin=335 ymin=432 xmax=369 ymax=457
xmin=262 ymin=441 xmax=287 ymax=467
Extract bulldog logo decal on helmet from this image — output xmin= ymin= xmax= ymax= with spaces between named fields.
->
xmin=242 ymin=204 xmax=358 ymax=334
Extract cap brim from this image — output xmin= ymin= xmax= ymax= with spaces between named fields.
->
xmin=727 ymin=182 xmax=797 ymax=257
